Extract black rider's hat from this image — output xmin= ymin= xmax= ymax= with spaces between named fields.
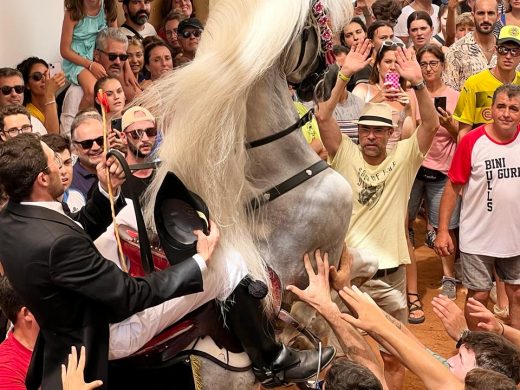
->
xmin=154 ymin=172 xmax=209 ymax=265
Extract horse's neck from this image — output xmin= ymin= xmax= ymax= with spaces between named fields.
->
xmin=245 ymin=67 xmax=318 ymax=183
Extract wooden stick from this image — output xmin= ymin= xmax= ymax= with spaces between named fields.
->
xmin=99 ymin=89 xmax=128 ymax=273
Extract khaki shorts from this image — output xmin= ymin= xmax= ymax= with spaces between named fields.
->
xmin=461 ymin=252 xmax=520 ymax=291
xmin=359 ymin=265 xmax=407 ymax=325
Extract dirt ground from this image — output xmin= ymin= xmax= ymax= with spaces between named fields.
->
xmin=404 ymin=216 xmax=465 ymax=389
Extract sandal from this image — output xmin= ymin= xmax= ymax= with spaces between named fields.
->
xmin=407 ymin=292 xmax=425 ymax=324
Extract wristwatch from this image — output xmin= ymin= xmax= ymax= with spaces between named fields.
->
xmin=411 ymin=80 xmax=426 ymax=90
xmin=456 ymin=329 xmax=471 ymax=348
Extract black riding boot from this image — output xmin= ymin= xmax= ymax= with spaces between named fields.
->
xmin=226 ymin=276 xmax=336 ymax=388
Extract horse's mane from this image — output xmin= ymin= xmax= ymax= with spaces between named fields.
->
xmin=139 ymin=0 xmax=352 ymax=291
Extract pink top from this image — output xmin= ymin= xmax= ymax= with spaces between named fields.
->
xmin=420 ymin=86 xmax=459 ymax=174
xmin=0 ymin=331 xmax=33 ymax=390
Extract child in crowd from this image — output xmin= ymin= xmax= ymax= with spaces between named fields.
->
xmin=60 ymin=0 xmax=126 ymax=110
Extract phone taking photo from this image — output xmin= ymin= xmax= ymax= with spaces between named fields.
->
xmin=111 ymin=118 xmax=122 ymax=133
xmin=49 ymin=62 xmax=62 ymax=78
xmin=434 ymin=96 xmax=447 ymax=112
xmin=384 ymin=72 xmax=400 ymax=90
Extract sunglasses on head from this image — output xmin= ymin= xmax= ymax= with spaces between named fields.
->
xmin=379 ymin=40 xmax=405 ymax=54
xmin=73 ymin=136 xmax=104 ymax=150
xmin=98 ymin=49 xmax=129 ymax=62
xmin=125 ymin=127 xmax=158 ymax=140
xmin=30 ymin=72 xmax=45 ymax=82
xmin=180 ymin=30 xmax=202 ymax=39
xmin=0 ymin=85 xmax=24 ymax=95
xmin=497 ymin=45 xmax=520 ymax=57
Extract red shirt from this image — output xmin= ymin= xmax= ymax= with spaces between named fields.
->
xmin=0 ymin=331 xmax=33 ymax=390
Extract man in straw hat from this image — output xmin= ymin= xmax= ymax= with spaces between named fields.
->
xmin=316 ymin=39 xmax=440 ymax=389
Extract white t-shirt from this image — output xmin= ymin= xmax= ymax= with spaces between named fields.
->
xmin=121 ymin=23 xmax=157 ymax=38
xmin=394 ymin=4 xmax=440 ymax=39
xmin=60 ymin=84 xmax=83 ymax=138
xmin=31 ymin=116 xmax=47 ymax=135
xmin=449 ymin=125 xmax=520 ymax=257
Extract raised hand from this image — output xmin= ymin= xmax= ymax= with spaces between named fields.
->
xmin=466 ymin=297 xmax=502 ymax=334
xmin=61 ymin=346 xmax=103 ymax=390
xmin=338 ymin=285 xmax=388 ymax=333
xmin=96 ymin=153 xmax=126 ymax=193
xmin=394 ymin=46 xmax=423 ymax=85
xmin=286 ymin=250 xmax=338 ymax=314
xmin=341 ymin=39 xmax=373 ymax=78
xmin=431 ymin=294 xmax=468 ymax=341
xmin=329 ymin=243 xmax=353 ymax=291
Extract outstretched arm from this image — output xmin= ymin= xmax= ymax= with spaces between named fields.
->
xmin=339 ymin=287 xmax=464 ymax=390
xmin=287 ymin=250 xmax=387 ymax=389
xmin=394 ymin=47 xmax=439 ymax=154
xmin=316 ymin=39 xmax=373 ymax=158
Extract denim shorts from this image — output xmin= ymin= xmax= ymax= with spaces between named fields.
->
xmin=408 ymin=175 xmax=461 ymax=229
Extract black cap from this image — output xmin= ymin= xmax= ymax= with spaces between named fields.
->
xmin=177 ymin=18 xmax=204 ymax=35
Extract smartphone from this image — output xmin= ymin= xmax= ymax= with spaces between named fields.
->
xmin=49 ymin=62 xmax=62 ymax=78
xmin=434 ymin=96 xmax=447 ymax=112
xmin=111 ymin=118 xmax=122 ymax=132
xmin=384 ymin=72 xmax=400 ymax=90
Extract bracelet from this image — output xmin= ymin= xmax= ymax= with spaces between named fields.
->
xmin=338 ymin=71 xmax=350 ymax=82
xmin=456 ymin=329 xmax=471 ymax=348
xmin=499 ymin=321 xmax=505 ymax=336
xmin=88 ymin=62 xmax=93 ymax=71
xmin=411 ymin=80 xmax=426 ymax=90
xmin=44 ymin=100 xmax=56 ymax=106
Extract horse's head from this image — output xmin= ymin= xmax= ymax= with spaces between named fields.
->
xmin=284 ymin=0 xmax=337 ymax=102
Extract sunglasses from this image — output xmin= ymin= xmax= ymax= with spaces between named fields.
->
xmin=125 ymin=127 xmax=158 ymax=140
xmin=180 ymin=30 xmax=202 ymax=39
xmin=98 ymin=50 xmax=129 ymax=62
xmin=379 ymin=40 xmax=405 ymax=54
xmin=0 ymin=85 xmax=24 ymax=95
xmin=30 ymin=72 xmax=45 ymax=82
xmin=73 ymin=136 xmax=104 ymax=150
xmin=497 ymin=45 xmax=520 ymax=57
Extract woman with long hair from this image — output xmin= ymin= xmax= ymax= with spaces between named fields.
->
xmin=408 ymin=45 xmax=460 ymax=312
xmin=140 ymin=41 xmax=174 ymax=90
xmin=16 ymin=57 xmax=66 ymax=134
xmin=339 ymin=17 xmax=367 ymax=49
xmin=127 ymin=37 xmax=145 ymax=83
xmin=352 ymin=42 xmax=417 ymax=151
xmin=94 ymin=76 xmax=127 ymax=151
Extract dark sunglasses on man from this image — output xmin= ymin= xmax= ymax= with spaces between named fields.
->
xmin=180 ymin=30 xmax=202 ymax=39
xmin=497 ymin=45 xmax=520 ymax=57
xmin=97 ymin=50 xmax=129 ymax=62
xmin=73 ymin=136 xmax=104 ymax=150
xmin=124 ymin=127 xmax=158 ymax=140
xmin=0 ymin=85 xmax=25 ymax=95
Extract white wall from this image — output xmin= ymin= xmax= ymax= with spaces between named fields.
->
xmin=0 ymin=0 xmax=64 ymax=68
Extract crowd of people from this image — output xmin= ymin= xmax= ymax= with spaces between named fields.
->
xmin=0 ymin=0 xmax=520 ymax=388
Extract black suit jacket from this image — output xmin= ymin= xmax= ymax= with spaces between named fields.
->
xmin=0 ymin=187 xmax=204 ymax=390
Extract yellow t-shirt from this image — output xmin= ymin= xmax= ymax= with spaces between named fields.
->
xmin=26 ymin=103 xmax=45 ymax=124
xmin=331 ymin=133 xmax=424 ymax=269
xmin=294 ymin=101 xmax=321 ymax=144
xmin=453 ymin=69 xmax=520 ymax=126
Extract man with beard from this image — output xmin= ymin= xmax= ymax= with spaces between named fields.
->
xmin=119 ymin=106 xmax=158 ymax=202
xmin=454 ymin=25 xmax=520 ymax=138
xmin=121 ymin=0 xmax=157 ymax=40
xmin=443 ymin=0 xmax=499 ymax=91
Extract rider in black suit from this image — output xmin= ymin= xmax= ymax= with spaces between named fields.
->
xmin=0 ymin=134 xmax=218 ymax=390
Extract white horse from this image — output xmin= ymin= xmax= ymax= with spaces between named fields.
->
xmin=141 ymin=0 xmax=359 ymax=302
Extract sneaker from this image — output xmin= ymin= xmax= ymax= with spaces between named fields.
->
xmin=441 ymin=276 xmax=457 ymax=300
xmin=425 ymin=229 xmax=436 ymax=249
